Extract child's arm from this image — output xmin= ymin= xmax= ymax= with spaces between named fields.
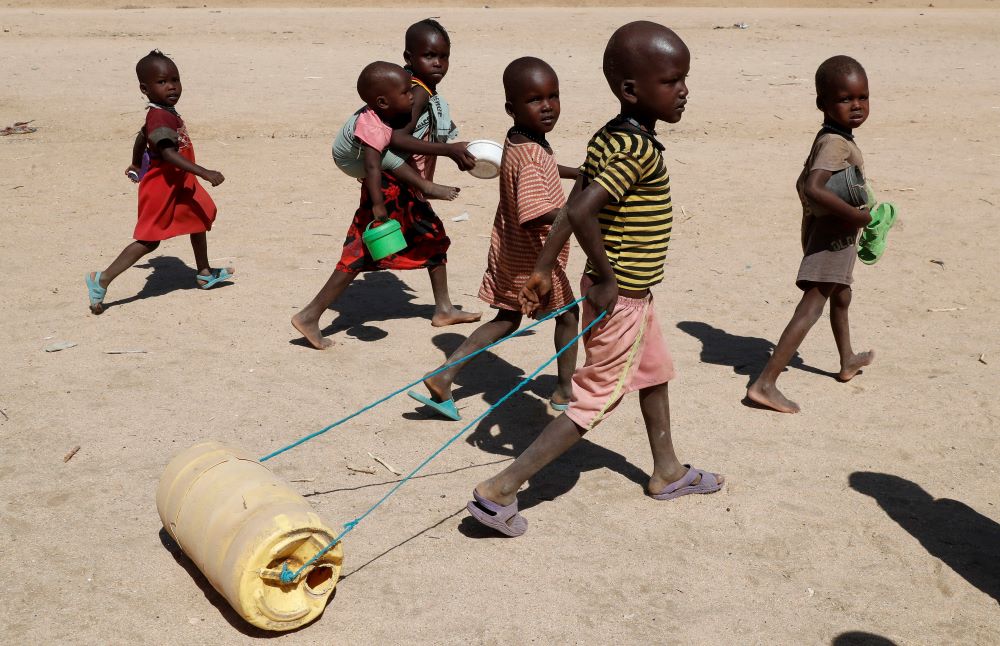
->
xmin=557 ymin=164 xmax=580 ymax=181
xmin=565 ymin=184 xmax=618 ymax=315
xmin=389 ymin=88 xmax=475 ymax=171
xmin=362 ymin=143 xmax=388 ymax=221
xmin=518 ymin=177 xmax=617 ymax=315
xmin=803 ymin=169 xmax=871 ymax=228
xmin=126 ymin=131 xmax=146 ymax=181
xmin=157 ymin=142 xmax=225 ymax=187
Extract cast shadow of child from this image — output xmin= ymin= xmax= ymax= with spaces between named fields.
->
xmin=409 ymin=332 xmax=648 ymax=538
xmin=102 ymin=255 xmax=209 ymax=310
xmin=320 ymin=272 xmax=436 ymax=342
xmin=676 ymin=320 xmax=837 ymax=387
xmin=849 ymin=471 xmax=1000 ymax=604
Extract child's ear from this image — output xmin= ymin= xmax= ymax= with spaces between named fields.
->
xmin=504 ymin=100 xmax=514 ymax=118
xmin=403 ymin=49 xmax=412 ymax=66
xmin=139 ymin=83 xmax=149 ymax=97
xmin=376 ymin=95 xmax=390 ymax=110
xmin=620 ymin=79 xmax=638 ymax=105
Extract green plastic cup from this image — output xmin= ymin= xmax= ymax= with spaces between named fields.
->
xmin=362 ymin=219 xmax=407 ymax=260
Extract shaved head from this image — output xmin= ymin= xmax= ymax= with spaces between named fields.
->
xmin=357 ymin=61 xmax=409 ymax=106
xmin=405 ymin=17 xmax=450 ymax=50
xmin=503 ymin=56 xmax=557 ymax=101
xmin=815 ymin=55 xmax=867 ymax=101
xmin=135 ymin=49 xmax=175 ymax=82
xmin=603 ymin=21 xmax=688 ymax=97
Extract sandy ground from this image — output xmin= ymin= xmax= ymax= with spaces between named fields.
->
xmin=2 ymin=5 xmax=999 ymax=644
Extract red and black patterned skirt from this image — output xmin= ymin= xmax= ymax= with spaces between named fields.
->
xmin=336 ymin=172 xmax=450 ymax=273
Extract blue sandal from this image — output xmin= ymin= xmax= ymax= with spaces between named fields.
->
xmin=85 ymin=271 xmax=106 ymax=314
xmin=407 ymin=390 xmax=461 ymax=421
xmin=196 ymin=267 xmax=235 ymax=289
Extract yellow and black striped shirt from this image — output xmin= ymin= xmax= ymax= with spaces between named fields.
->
xmin=579 ymin=126 xmax=673 ymax=290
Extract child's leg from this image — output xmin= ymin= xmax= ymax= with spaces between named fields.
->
xmin=551 ymin=306 xmax=581 ymax=406
xmin=423 ymin=308 xmax=522 ymax=403
xmin=829 ymin=284 xmax=874 ymax=381
xmin=389 ymin=163 xmax=459 ymax=201
xmin=92 ymin=239 xmax=161 ymax=290
xmin=291 ymin=269 xmax=358 ymax=350
xmin=474 ymin=414 xmax=584 ymax=506
xmin=640 ymin=383 xmax=724 ymax=495
xmin=426 ymin=264 xmax=482 ymax=327
xmin=746 ymin=284 xmax=832 ymax=413
xmin=189 ymin=232 xmax=235 ymax=279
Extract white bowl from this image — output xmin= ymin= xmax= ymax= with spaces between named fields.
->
xmin=466 ymin=139 xmax=503 ymax=179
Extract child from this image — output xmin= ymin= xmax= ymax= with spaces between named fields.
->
xmin=407 ymin=57 xmax=580 ymax=421
xmin=467 ymin=22 xmax=723 ymax=537
xmin=291 ymin=53 xmax=480 ymax=350
xmin=85 ymin=50 xmax=233 ymax=314
xmin=746 ymin=55 xmax=875 ymax=414
xmin=331 ymin=28 xmax=475 ymax=201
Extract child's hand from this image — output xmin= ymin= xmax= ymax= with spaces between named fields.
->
xmin=448 ymin=143 xmax=477 ymax=171
xmin=518 ymin=271 xmax=552 ymax=315
xmin=585 ymin=277 xmax=618 ymax=317
xmin=373 ymin=205 xmax=389 ymax=222
xmin=125 ymin=164 xmax=142 ymax=183
xmin=201 ymin=170 xmax=225 ymax=187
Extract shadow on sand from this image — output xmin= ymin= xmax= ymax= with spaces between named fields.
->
xmin=676 ymin=320 xmax=837 ymax=387
xmin=103 ymin=255 xmax=232 ymax=310
xmin=850 ymin=471 xmax=1000 ymax=604
xmin=403 ymin=331 xmax=649 ymax=538
xmin=831 ymin=631 xmax=899 ymax=646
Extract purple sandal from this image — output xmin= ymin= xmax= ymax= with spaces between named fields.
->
xmin=467 ymin=490 xmax=528 ymax=537
xmin=650 ymin=465 xmax=723 ymax=501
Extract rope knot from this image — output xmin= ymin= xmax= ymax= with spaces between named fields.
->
xmin=279 ymin=562 xmax=297 ymax=584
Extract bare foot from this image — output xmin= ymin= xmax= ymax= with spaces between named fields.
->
xmin=422 ymin=371 xmax=453 ymax=403
xmin=838 ymin=350 xmax=874 ymax=381
xmin=422 ymin=183 xmax=460 ymax=201
xmin=746 ymin=379 xmax=801 ymax=413
xmin=291 ymin=312 xmax=333 ymax=350
xmin=431 ymin=307 xmax=482 ymax=327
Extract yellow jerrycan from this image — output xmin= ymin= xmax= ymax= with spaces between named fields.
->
xmin=156 ymin=441 xmax=343 ymax=631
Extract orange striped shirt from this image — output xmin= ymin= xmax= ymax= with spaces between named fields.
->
xmin=478 ymin=139 xmax=574 ymax=314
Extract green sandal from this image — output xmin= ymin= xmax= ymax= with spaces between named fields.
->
xmin=858 ymin=202 xmax=898 ymax=265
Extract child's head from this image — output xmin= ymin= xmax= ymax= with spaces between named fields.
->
xmin=136 ymin=50 xmax=181 ymax=107
xmin=357 ymin=61 xmax=413 ymax=125
xmin=503 ymin=57 xmax=560 ymax=135
xmin=815 ymin=55 xmax=869 ymax=131
xmin=404 ymin=18 xmax=451 ymax=88
xmin=602 ymin=21 xmax=690 ymax=125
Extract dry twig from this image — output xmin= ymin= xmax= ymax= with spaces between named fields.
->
xmin=368 ymin=452 xmax=401 ymax=475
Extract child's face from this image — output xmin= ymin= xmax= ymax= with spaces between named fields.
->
xmin=378 ymin=73 xmax=415 ymax=126
xmin=506 ymin=69 xmax=560 ymax=134
xmin=819 ymin=73 xmax=869 ymax=131
xmin=405 ymin=32 xmax=450 ymax=87
xmin=629 ymin=46 xmax=690 ymax=125
xmin=139 ymin=59 xmax=182 ymax=107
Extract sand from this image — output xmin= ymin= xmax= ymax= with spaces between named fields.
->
xmin=1 ymin=4 xmax=998 ymax=644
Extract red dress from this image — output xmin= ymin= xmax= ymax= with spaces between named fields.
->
xmin=134 ymin=106 xmax=216 ymax=241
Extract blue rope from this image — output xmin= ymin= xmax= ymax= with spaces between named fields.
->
xmin=258 ymin=297 xmax=584 ymax=463
xmin=277 ymin=308 xmax=607 ymax=584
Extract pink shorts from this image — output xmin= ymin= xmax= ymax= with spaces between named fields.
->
xmin=565 ymin=276 xmax=675 ymax=431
